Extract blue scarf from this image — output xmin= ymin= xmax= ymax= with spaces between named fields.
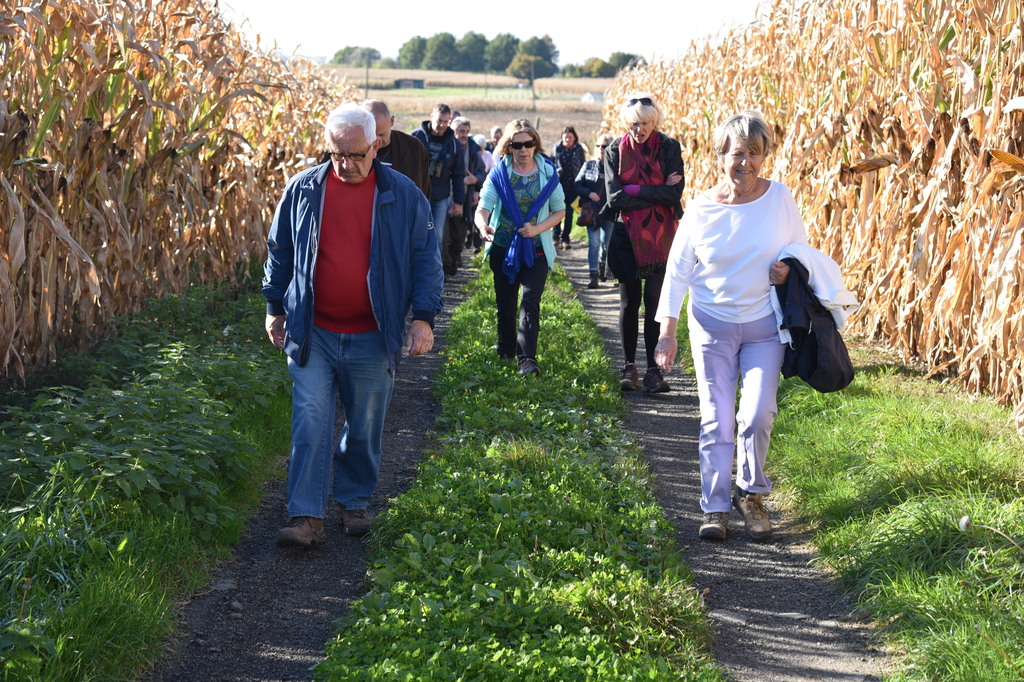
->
xmin=491 ymin=156 xmax=560 ymax=283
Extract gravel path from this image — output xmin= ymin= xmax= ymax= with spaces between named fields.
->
xmin=147 ymin=246 xmax=891 ymax=681
xmin=556 ymin=245 xmax=890 ymax=681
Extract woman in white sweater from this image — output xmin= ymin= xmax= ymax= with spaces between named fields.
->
xmin=654 ymin=111 xmax=807 ymax=542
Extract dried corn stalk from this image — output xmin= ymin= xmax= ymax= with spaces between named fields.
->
xmin=0 ymin=0 xmax=358 ymax=378
xmin=606 ymin=0 xmax=1024 ymax=430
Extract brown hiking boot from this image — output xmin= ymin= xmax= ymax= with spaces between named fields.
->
xmin=338 ymin=505 xmax=374 ymax=536
xmin=276 ymin=516 xmax=326 ymax=547
xmin=698 ymin=512 xmax=729 ymax=540
xmin=619 ymin=362 xmax=639 ymax=391
xmin=642 ymin=367 xmax=670 ymax=393
xmin=733 ymin=488 xmax=773 ymax=540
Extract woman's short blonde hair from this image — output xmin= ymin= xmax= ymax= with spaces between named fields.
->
xmin=713 ymin=111 xmax=775 ymax=157
xmin=496 ymin=118 xmax=543 ymax=157
xmin=620 ymin=93 xmax=662 ymax=129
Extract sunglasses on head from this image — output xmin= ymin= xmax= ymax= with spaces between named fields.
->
xmin=509 ymin=140 xmax=536 ymax=150
xmin=627 ymin=97 xmax=653 ymax=107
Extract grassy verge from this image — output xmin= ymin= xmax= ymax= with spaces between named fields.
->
xmin=0 ymin=280 xmax=290 ymax=681
xmin=318 ymin=267 xmax=724 ymax=680
xmin=770 ymin=358 xmax=1024 ymax=679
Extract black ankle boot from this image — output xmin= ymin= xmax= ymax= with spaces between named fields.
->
xmin=587 ymin=271 xmax=598 ymax=289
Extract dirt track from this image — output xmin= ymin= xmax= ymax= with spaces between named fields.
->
xmin=146 ymin=247 xmax=890 ymax=681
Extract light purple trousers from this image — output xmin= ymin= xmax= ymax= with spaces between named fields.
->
xmin=688 ymin=304 xmax=785 ymax=513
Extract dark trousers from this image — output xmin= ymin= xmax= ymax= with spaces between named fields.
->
xmin=445 ymin=213 xmax=471 ymax=275
xmin=488 ymin=246 xmax=549 ymax=359
xmin=618 ymin=269 xmax=665 ymax=368
xmin=553 ymin=206 xmax=575 ymax=243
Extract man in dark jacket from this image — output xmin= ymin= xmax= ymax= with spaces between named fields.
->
xmin=444 ymin=116 xmax=486 ymax=276
xmin=411 ymin=103 xmax=465 ymax=262
xmin=362 ymin=99 xmax=430 ymax=198
xmin=263 ymin=103 xmax=443 ymax=546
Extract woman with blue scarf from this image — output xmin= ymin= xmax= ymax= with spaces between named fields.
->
xmin=474 ymin=119 xmax=566 ymax=376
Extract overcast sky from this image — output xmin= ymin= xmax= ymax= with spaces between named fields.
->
xmin=217 ymin=0 xmax=767 ymax=66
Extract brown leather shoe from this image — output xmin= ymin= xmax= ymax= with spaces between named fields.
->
xmin=338 ymin=505 xmax=374 ymax=536
xmin=276 ymin=516 xmax=326 ymax=547
xmin=733 ymin=488 xmax=773 ymax=540
xmin=698 ymin=512 xmax=729 ymax=540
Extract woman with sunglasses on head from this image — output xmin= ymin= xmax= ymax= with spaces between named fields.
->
xmin=574 ymin=133 xmax=616 ymax=288
xmin=604 ymin=93 xmax=685 ymax=394
xmin=475 ymin=119 xmax=566 ymax=376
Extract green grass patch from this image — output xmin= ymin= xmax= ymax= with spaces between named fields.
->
xmin=319 ymin=267 xmax=723 ymax=680
xmin=0 ymin=280 xmax=291 ymax=681
xmin=770 ymin=363 xmax=1024 ymax=680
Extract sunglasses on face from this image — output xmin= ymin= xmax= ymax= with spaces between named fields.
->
xmin=509 ymin=140 xmax=536 ymax=150
xmin=627 ymin=97 xmax=653 ymax=107
xmin=597 ymin=144 xmax=609 ymax=148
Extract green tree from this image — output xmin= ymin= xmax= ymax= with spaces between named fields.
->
xmin=331 ymin=46 xmax=379 ymax=66
xmin=456 ymin=31 xmax=487 ymax=72
xmin=561 ymin=63 xmax=584 ymax=78
xmin=484 ymin=33 xmax=519 ymax=72
xmin=422 ymin=32 xmax=459 ymax=71
xmin=608 ymin=51 xmax=644 ymax=71
xmin=518 ymin=35 xmax=557 ymax=68
xmin=398 ymin=36 xmax=427 ymax=69
xmin=507 ymin=53 xmax=554 ymax=83
xmin=583 ymin=57 xmax=616 ymax=78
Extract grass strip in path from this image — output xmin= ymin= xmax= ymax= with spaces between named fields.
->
xmin=318 ymin=267 xmax=725 ymax=680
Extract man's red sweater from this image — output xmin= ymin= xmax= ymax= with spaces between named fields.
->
xmin=313 ymin=167 xmax=378 ymax=333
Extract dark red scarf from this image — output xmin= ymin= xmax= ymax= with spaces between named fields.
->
xmin=618 ymin=132 xmax=678 ymax=277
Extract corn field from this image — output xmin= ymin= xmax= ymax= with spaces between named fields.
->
xmin=0 ymin=0 xmax=358 ymax=379
xmin=607 ymin=0 xmax=1024 ymax=429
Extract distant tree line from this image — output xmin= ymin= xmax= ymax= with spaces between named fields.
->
xmin=331 ymin=33 xmax=643 ymax=82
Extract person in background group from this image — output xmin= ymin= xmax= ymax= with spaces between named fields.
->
xmin=473 ymin=133 xmax=495 ymax=175
xmin=654 ymin=111 xmax=807 ymax=543
xmin=263 ymin=103 xmax=444 ymax=546
xmin=574 ymin=133 xmax=615 ymax=289
xmin=362 ymin=99 xmax=430 ymax=198
xmin=604 ymin=93 xmax=684 ymax=394
xmin=446 ymin=116 xmax=486 ymax=276
xmin=475 ymin=119 xmax=565 ymax=376
xmin=487 ymin=125 xmax=502 ymax=154
xmin=467 ymin=132 xmax=494 ymax=253
xmin=551 ymin=125 xmax=586 ymax=249
xmin=412 ymin=103 xmax=466 ymax=260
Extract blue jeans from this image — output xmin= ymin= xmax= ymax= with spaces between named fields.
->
xmin=429 ymin=199 xmax=450 ymax=257
xmin=285 ymin=325 xmax=395 ymax=518
xmin=587 ymin=218 xmax=613 ymax=271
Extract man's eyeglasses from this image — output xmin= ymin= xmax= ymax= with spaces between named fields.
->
xmin=328 ymin=148 xmax=371 ymax=161
xmin=509 ymin=140 xmax=536 ymax=150
xmin=627 ymin=97 xmax=653 ymax=107
xmin=597 ymin=144 xmax=609 ymax=148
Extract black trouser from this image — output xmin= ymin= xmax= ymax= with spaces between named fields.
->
xmin=553 ymin=206 xmax=575 ymax=243
xmin=445 ymin=213 xmax=470 ymax=275
xmin=488 ymin=246 xmax=548 ymax=359
xmin=618 ymin=269 xmax=665 ymax=368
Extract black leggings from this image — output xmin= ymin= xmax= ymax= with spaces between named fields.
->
xmin=555 ymin=206 xmax=574 ymax=243
xmin=618 ymin=270 xmax=665 ymax=368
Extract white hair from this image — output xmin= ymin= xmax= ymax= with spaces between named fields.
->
xmin=451 ymin=116 xmax=471 ymax=130
xmin=324 ymin=103 xmax=376 ymax=146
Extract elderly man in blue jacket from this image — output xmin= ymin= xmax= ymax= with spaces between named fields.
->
xmin=263 ymin=103 xmax=444 ymax=546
